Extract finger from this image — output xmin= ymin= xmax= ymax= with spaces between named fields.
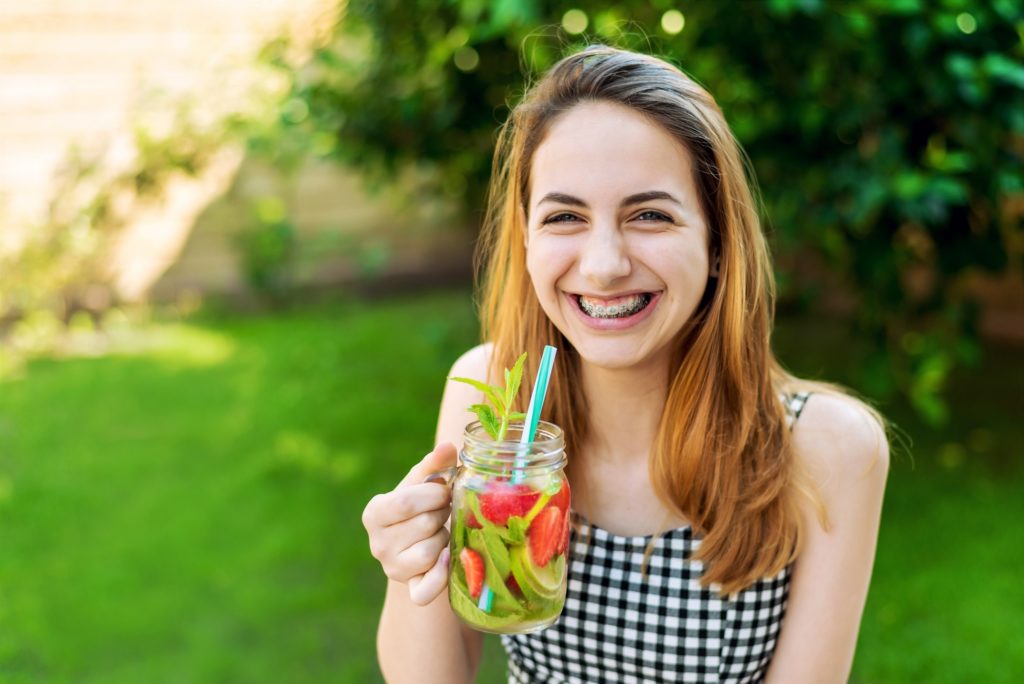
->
xmin=396 ymin=528 xmax=450 ymax=580
xmin=364 ymin=483 xmax=451 ymax=530
xmin=370 ymin=482 xmax=451 ymax=529
xmin=385 ymin=507 xmax=451 ymax=553
xmin=408 ymin=546 xmax=451 ymax=606
xmin=398 ymin=442 xmax=459 ymax=489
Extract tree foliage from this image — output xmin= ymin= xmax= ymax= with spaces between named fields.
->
xmin=271 ymin=0 xmax=1023 ymax=422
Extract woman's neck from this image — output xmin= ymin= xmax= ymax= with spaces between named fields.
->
xmin=579 ymin=356 xmax=669 ymax=467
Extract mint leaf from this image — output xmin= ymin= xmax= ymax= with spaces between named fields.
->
xmin=466 ymin=488 xmax=487 ymax=528
xmin=453 ymin=505 xmax=467 ymax=555
xmin=450 ymin=351 xmax=531 ymax=442
xmin=467 ymin=529 xmax=516 ymax=604
xmin=505 ymin=352 xmax=527 ymax=414
xmin=506 ymin=515 xmax=528 ymax=544
xmin=449 ymin=376 xmax=507 ymax=415
xmin=468 ymin=403 xmax=501 ymax=439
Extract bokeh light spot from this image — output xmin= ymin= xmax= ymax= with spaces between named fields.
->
xmin=447 ymin=26 xmax=469 ymax=48
xmin=939 ymin=442 xmax=966 ymax=470
xmin=454 ymin=46 xmax=480 ymax=72
xmin=255 ymin=196 xmax=286 ymax=224
xmin=282 ymin=98 xmax=309 ymax=124
xmin=562 ymin=9 xmax=588 ymax=35
xmin=661 ymin=10 xmax=685 ymax=35
xmin=956 ymin=13 xmax=977 ymax=34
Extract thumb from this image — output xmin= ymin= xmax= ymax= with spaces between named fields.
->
xmin=398 ymin=441 xmax=458 ymax=489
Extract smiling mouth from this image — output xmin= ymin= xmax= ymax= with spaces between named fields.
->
xmin=573 ymin=293 xmax=654 ymax=319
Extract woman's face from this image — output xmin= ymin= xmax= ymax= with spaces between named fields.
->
xmin=525 ymin=100 xmax=712 ymax=372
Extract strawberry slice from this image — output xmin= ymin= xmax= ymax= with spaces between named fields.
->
xmin=460 ymin=548 xmax=484 ymax=599
xmin=506 ymin=575 xmax=522 ymax=596
xmin=479 ymin=483 xmax=541 ymax=526
xmin=556 ymin=512 xmax=570 ymax=555
xmin=466 ymin=511 xmax=482 ymax=529
xmin=528 ymin=506 xmax=563 ymax=567
xmin=549 ymin=480 xmax=571 ymax=514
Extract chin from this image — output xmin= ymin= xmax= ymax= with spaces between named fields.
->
xmin=566 ymin=339 xmax=662 ymax=371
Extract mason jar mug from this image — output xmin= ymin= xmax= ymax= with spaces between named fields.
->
xmin=440 ymin=420 xmax=570 ymax=634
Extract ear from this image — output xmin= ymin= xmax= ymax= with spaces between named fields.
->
xmin=709 ymin=247 xmax=721 ymax=278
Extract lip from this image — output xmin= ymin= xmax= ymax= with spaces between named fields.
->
xmin=564 ymin=291 xmax=662 ymax=331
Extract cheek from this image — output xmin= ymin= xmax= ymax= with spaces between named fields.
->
xmin=525 ymin=250 xmax=542 ymax=292
xmin=637 ymin=240 xmax=710 ymax=293
xmin=525 ymin=256 xmax=559 ymax=325
xmin=526 ymin=238 xmax=574 ymax=295
xmin=524 ymin=249 xmax=547 ymax=306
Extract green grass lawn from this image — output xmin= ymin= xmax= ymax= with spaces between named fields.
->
xmin=0 ymin=290 xmax=1020 ymax=682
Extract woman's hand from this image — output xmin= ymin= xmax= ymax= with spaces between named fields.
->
xmin=362 ymin=443 xmax=459 ymax=606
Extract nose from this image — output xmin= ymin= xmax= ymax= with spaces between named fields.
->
xmin=578 ymin=226 xmax=631 ymax=287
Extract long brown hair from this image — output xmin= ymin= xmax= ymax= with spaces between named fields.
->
xmin=477 ymin=45 xmax=832 ymax=594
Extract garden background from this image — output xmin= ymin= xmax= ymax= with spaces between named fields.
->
xmin=0 ymin=1 xmax=1021 ymax=682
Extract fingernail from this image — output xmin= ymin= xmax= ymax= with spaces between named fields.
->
xmin=441 ymin=547 xmax=451 ymax=567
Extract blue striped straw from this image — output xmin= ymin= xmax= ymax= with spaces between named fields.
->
xmin=477 ymin=584 xmax=494 ymax=612
xmin=512 ymin=345 xmax=557 ymax=484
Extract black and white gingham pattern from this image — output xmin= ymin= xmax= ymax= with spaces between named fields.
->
xmin=501 ymin=393 xmax=810 ymax=683
xmin=785 ymin=391 xmax=810 ymax=428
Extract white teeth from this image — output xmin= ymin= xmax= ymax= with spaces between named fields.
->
xmin=578 ymin=294 xmax=651 ymax=319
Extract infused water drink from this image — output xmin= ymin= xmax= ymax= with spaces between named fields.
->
xmin=448 ymin=421 xmax=570 ymax=634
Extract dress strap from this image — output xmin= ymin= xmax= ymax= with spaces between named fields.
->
xmin=782 ymin=391 xmax=812 ymax=431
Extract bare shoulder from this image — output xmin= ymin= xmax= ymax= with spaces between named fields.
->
xmin=449 ymin=342 xmax=495 ymax=379
xmin=435 ymin=343 xmax=495 ymax=447
xmin=792 ymin=391 xmax=890 ymax=499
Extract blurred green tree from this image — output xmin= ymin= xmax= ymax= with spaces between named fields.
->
xmin=265 ymin=0 xmax=1023 ymax=422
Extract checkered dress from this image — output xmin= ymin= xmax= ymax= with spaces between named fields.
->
xmin=501 ymin=392 xmax=811 ymax=684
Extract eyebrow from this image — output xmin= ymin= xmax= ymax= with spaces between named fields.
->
xmin=536 ymin=190 xmax=683 ymax=210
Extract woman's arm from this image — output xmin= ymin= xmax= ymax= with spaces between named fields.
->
xmin=374 ymin=344 xmax=492 ymax=683
xmin=765 ymin=392 xmax=890 ymax=684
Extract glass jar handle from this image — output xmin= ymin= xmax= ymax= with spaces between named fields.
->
xmin=422 ymin=465 xmax=459 ymax=487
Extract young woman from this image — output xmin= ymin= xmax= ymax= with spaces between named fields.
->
xmin=362 ymin=45 xmax=889 ymax=683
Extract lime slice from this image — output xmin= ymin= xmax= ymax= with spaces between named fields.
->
xmin=510 ymin=545 xmax=564 ymax=600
